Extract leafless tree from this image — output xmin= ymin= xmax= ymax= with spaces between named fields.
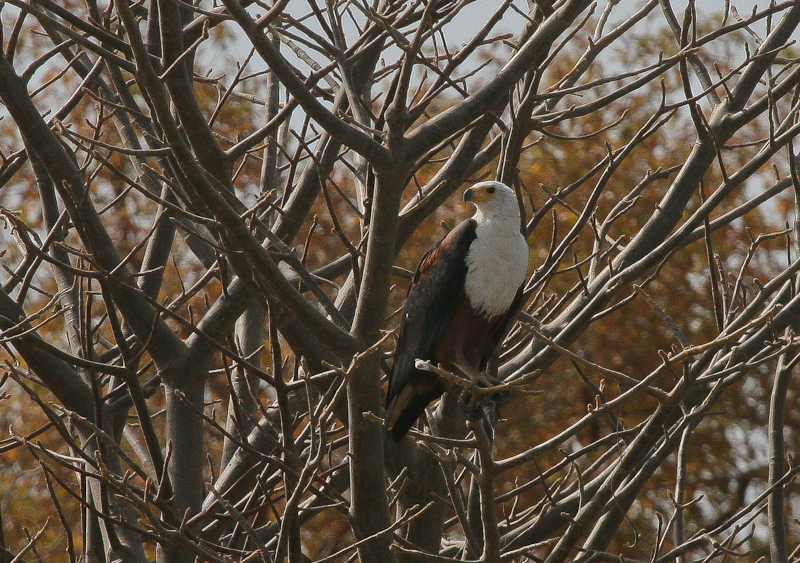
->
xmin=1 ymin=0 xmax=800 ymax=562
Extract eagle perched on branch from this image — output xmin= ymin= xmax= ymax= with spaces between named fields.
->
xmin=386 ymin=181 xmax=530 ymax=441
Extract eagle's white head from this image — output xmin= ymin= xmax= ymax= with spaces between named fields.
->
xmin=463 ymin=181 xmax=520 ymax=224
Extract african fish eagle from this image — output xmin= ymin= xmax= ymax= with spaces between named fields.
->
xmin=385 ymin=181 xmax=529 ymax=441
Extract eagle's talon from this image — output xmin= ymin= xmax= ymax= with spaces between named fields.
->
xmin=458 ymin=392 xmax=483 ymax=420
xmin=458 ymin=373 xmax=512 ymax=427
xmin=475 ymin=373 xmax=503 ymax=388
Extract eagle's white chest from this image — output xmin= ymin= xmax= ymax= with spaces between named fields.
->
xmin=464 ymin=219 xmax=529 ymax=316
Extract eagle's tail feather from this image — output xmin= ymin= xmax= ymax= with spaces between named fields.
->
xmin=386 ymin=378 xmax=445 ymax=442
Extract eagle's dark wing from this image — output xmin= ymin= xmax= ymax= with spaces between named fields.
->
xmin=385 ymin=219 xmax=477 ymax=441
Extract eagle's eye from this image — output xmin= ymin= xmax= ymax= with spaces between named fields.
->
xmin=487 ymin=186 xmax=496 ymax=194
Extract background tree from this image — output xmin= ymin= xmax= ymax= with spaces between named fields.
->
xmin=1 ymin=1 xmax=800 ymax=562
